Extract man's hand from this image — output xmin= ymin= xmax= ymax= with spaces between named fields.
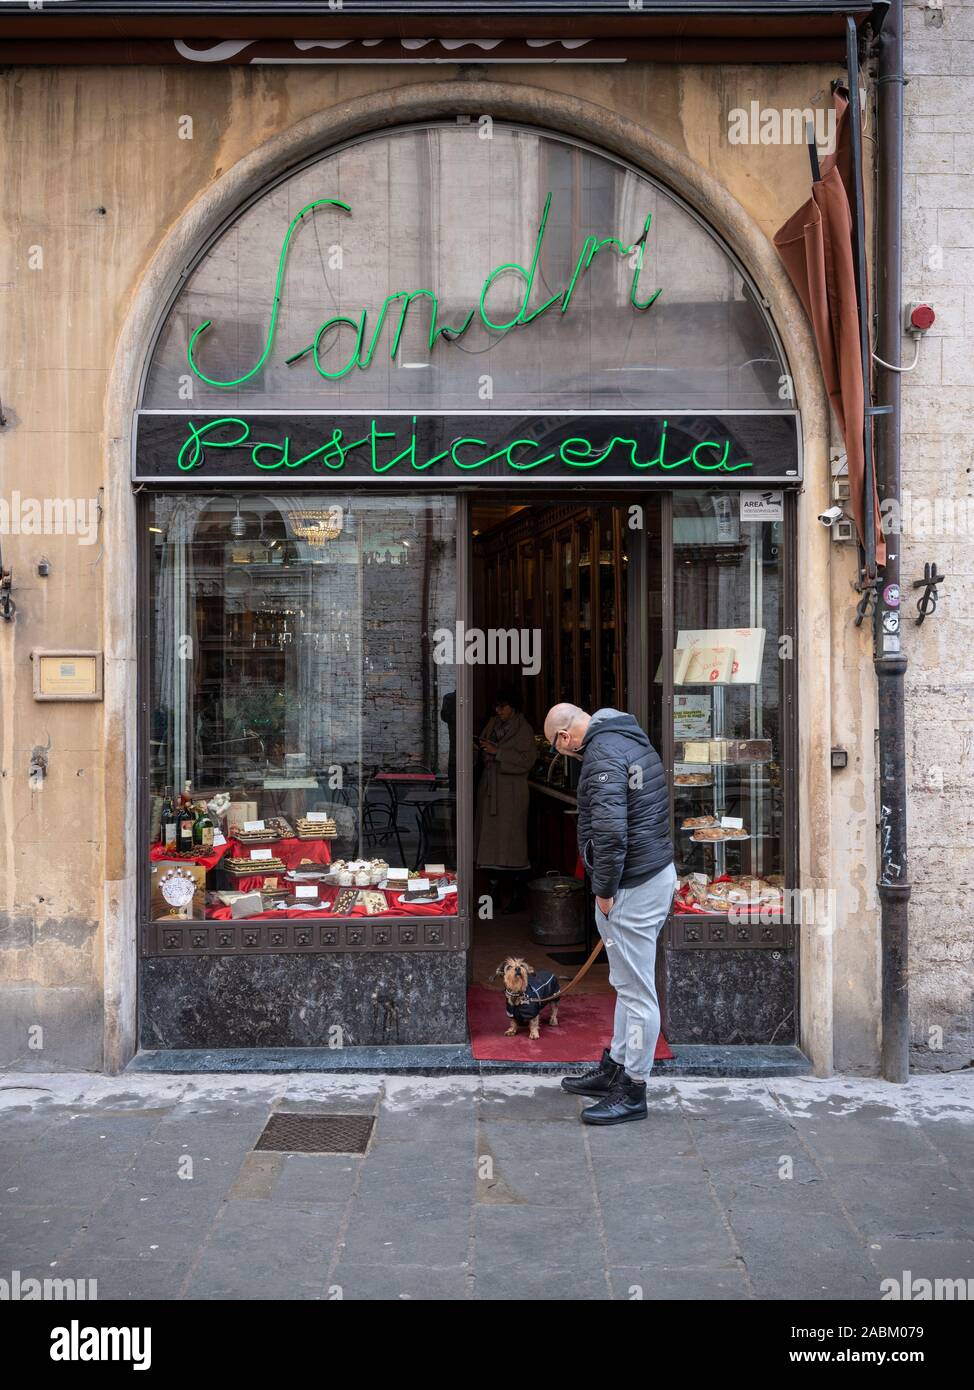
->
xmin=596 ymin=895 xmax=614 ymax=917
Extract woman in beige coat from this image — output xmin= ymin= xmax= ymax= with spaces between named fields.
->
xmin=474 ymin=691 xmax=537 ymax=913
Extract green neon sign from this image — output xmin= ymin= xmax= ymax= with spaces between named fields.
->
xmin=185 ymin=195 xmax=662 ymax=387
xmin=174 ymin=416 xmax=753 ymax=476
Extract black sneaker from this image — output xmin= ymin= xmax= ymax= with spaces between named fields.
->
xmin=580 ymin=1073 xmax=648 ymax=1125
xmin=561 ymin=1047 xmax=624 ymax=1097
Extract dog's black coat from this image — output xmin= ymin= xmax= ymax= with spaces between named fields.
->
xmin=506 ymin=968 xmax=561 ymax=1023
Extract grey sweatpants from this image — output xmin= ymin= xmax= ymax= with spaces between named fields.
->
xmin=593 ymin=861 xmax=678 ymax=1083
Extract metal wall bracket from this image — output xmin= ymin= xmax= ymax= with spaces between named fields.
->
xmin=913 ymin=562 xmax=944 ymax=624
xmin=0 ymin=549 xmax=14 ymax=622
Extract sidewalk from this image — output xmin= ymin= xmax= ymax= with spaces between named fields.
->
xmin=1 ymin=1071 xmax=971 ymax=1301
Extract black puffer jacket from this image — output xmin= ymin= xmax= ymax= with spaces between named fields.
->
xmin=576 ymin=709 xmax=673 ymax=898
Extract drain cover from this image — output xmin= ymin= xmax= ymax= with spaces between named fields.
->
xmin=255 ymin=1113 xmax=374 ymax=1154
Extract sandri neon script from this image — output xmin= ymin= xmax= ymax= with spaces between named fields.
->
xmin=185 ymin=195 xmax=662 ymax=387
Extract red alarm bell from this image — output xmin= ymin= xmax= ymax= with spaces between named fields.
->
xmin=907 ymin=303 xmax=936 ymax=334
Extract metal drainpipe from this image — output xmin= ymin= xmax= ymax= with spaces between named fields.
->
xmin=873 ymin=0 xmax=911 ymax=1082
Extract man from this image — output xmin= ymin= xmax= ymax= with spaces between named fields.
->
xmin=543 ymin=703 xmax=676 ymax=1125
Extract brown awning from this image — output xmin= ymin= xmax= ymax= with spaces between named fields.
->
xmin=773 ymin=90 xmax=885 ymax=565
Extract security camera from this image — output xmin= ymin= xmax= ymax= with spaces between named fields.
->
xmin=818 ymin=505 xmax=845 ymax=526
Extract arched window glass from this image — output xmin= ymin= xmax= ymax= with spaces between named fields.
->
xmin=141 ymin=123 xmax=789 ymax=413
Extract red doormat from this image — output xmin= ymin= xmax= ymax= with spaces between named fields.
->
xmin=467 ymin=986 xmax=674 ymax=1063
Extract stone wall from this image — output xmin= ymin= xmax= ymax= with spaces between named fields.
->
xmin=901 ymin=1 xmax=974 ymax=1070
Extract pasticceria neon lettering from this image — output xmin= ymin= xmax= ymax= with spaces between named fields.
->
xmin=175 ymin=417 xmax=754 ymax=475
xmin=186 ymin=195 xmax=662 ymax=387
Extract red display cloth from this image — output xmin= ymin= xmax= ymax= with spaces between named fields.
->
xmin=226 ymin=837 xmax=332 ymax=870
xmin=466 ymin=985 xmax=673 ymax=1063
xmin=149 ymin=842 xmax=230 ymax=871
xmin=207 ymin=879 xmax=457 ymax=920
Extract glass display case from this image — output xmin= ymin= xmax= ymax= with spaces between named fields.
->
xmin=669 ymin=490 xmax=787 ymax=925
xmin=145 ymin=491 xmax=458 ymax=925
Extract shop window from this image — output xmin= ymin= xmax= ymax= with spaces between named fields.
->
xmin=670 ymin=490 xmax=787 ymax=922
xmin=146 ymin=493 xmax=458 ymax=924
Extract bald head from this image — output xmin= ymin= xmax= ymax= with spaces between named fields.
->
xmin=544 ymin=703 xmax=591 ymax=755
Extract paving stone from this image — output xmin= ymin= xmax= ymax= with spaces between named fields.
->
xmin=825 ymin=1162 xmax=974 ymax=1242
xmin=600 ymin=1200 xmax=738 ymax=1269
xmin=269 ymin=1153 xmax=362 ymax=1205
xmin=608 ymin=1264 xmax=751 ymax=1300
xmin=331 ymin=1261 xmax=469 ymax=1300
xmin=915 ymin=1118 xmax=974 ymax=1181
xmin=479 ymin=1155 xmax=597 ymax=1207
xmin=472 ymin=1203 xmax=603 ymax=1270
xmin=478 ymin=1120 xmax=588 ymax=1161
xmin=76 ymin=1257 xmax=188 ymax=1301
xmin=472 ymin=1264 xmax=610 ymax=1300
xmin=728 ymin=1209 xmax=879 ymax=1300
xmin=0 ymin=1155 xmax=131 ymax=1208
xmin=479 ymin=1083 xmax=587 ymax=1121
xmin=64 ymin=1187 xmax=226 ymax=1264
xmin=590 ymin=1154 xmax=712 ymax=1204
xmin=0 ymin=1203 xmax=95 ymax=1267
xmin=337 ymin=1205 xmax=471 ymax=1266
xmin=793 ymin=1116 xmax=946 ymax=1167
xmin=866 ymin=1238 xmax=974 ymax=1289
xmin=182 ymin=1200 xmax=342 ymax=1298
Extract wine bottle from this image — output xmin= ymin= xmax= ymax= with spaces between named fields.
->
xmin=192 ymin=802 xmax=215 ymax=851
xmin=175 ymin=798 xmax=195 ymax=854
xmin=160 ymin=787 xmax=176 ymax=850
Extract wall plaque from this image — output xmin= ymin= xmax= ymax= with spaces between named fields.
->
xmin=32 ymin=650 xmax=103 ymax=701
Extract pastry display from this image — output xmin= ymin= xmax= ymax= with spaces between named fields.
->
xmin=681 ymin=814 xmax=718 ymax=830
xmin=296 ymin=816 xmax=337 ymax=840
xmin=675 ymin=873 xmax=785 ymax=916
xmin=234 ymin=816 xmax=293 ymax=844
xmin=703 ymin=889 xmax=734 ymax=912
xmin=358 ymin=890 xmax=388 ymax=915
xmin=691 ymin=826 xmax=749 ymax=842
xmin=674 ymin=772 xmax=712 ymax=786
xmin=224 ymin=855 xmax=286 ymax=876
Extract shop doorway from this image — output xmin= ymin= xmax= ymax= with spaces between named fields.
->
xmin=465 ymin=496 xmax=664 ymax=1057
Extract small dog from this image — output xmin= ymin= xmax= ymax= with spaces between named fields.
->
xmin=499 ymin=956 xmax=561 ymax=1040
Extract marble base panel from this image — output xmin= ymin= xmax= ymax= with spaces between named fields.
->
xmin=139 ymin=951 xmax=468 ymax=1049
xmin=663 ymin=948 xmax=797 ymax=1045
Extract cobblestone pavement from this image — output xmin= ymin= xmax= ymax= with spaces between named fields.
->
xmin=1 ymin=1072 xmax=971 ymax=1301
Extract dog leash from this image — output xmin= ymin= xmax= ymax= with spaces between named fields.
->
xmin=553 ymin=935 xmax=605 ymax=1000
xmin=496 ymin=936 xmax=605 ymax=1010
xmin=508 ymin=936 xmax=605 ymax=1008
